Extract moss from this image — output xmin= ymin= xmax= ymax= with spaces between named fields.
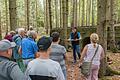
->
xmin=106 ymin=66 xmax=120 ymax=76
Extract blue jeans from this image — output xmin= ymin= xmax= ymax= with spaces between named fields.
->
xmin=72 ymin=44 xmax=80 ymax=62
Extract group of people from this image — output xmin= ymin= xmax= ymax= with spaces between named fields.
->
xmin=0 ymin=27 xmax=104 ymax=80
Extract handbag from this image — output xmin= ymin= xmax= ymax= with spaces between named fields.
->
xmin=80 ymin=45 xmax=99 ymax=77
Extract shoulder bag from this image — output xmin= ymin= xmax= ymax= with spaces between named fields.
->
xmin=80 ymin=45 xmax=99 ymax=77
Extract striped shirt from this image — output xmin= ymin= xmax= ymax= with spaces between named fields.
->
xmin=50 ymin=44 xmax=66 ymax=71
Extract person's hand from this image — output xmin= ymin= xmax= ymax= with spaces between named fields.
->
xmin=74 ymin=39 xmax=80 ymax=41
xmin=79 ymin=62 xmax=83 ymax=68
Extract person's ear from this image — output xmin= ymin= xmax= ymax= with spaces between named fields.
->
xmin=7 ymin=49 xmax=12 ymax=57
xmin=47 ymin=47 xmax=51 ymax=53
xmin=35 ymin=52 xmax=40 ymax=58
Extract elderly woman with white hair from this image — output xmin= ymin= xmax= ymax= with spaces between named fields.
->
xmin=79 ymin=33 xmax=104 ymax=80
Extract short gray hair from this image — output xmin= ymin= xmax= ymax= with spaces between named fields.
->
xmin=27 ymin=30 xmax=37 ymax=38
xmin=18 ymin=28 xmax=25 ymax=34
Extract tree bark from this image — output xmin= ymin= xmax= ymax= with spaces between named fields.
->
xmin=107 ymin=0 xmax=116 ymax=52
xmin=92 ymin=0 xmax=95 ymax=27
xmin=44 ymin=0 xmax=48 ymax=34
xmin=81 ymin=0 xmax=85 ymax=27
xmin=60 ymin=0 xmax=63 ymax=28
xmin=0 ymin=11 xmax=2 ymax=40
xmin=35 ymin=0 xmax=38 ymax=32
xmin=72 ymin=0 xmax=77 ymax=27
xmin=55 ymin=0 xmax=58 ymax=28
xmin=97 ymin=0 xmax=107 ymax=77
xmin=48 ymin=0 xmax=52 ymax=34
xmin=88 ymin=0 xmax=91 ymax=27
xmin=9 ymin=0 xmax=17 ymax=31
xmin=86 ymin=0 xmax=89 ymax=26
xmin=78 ymin=0 xmax=81 ymax=26
xmin=62 ymin=0 xmax=68 ymax=48
xmin=5 ymin=0 xmax=9 ymax=34
xmin=26 ymin=0 xmax=30 ymax=30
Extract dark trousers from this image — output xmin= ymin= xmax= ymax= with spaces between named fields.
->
xmin=72 ymin=44 xmax=81 ymax=61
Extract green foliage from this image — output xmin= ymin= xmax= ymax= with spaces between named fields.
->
xmin=106 ymin=66 xmax=120 ymax=76
xmin=111 ymin=47 xmax=118 ymax=53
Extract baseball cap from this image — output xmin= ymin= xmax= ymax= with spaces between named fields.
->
xmin=0 ymin=39 xmax=16 ymax=51
xmin=37 ymin=36 xmax=52 ymax=51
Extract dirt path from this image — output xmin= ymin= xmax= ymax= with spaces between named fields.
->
xmin=66 ymin=52 xmax=82 ymax=80
xmin=66 ymin=52 xmax=120 ymax=80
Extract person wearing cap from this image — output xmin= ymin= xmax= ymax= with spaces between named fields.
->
xmin=69 ymin=27 xmax=81 ymax=63
xmin=25 ymin=36 xmax=65 ymax=80
xmin=0 ymin=39 xmax=31 ymax=80
xmin=50 ymin=32 xmax=67 ymax=80
xmin=12 ymin=28 xmax=26 ymax=72
xmin=21 ymin=30 xmax=38 ymax=68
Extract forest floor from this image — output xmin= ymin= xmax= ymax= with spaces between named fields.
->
xmin=66 ymin=51 xmax=120 ymax=80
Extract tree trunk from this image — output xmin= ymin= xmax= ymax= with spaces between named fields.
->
xmin=88 ymin=0 xmax=91 ymax=27
xmin=48 ymin=0 xmax=52 ymax=34
xmin=97 ymin=0 xmax=107 ymax=77
xmin=86 ymin=0 xmax=89 ymax=26
xmin=45 ymin=0 xmax=50 ymax=34
xmin=26 ymin=0 xmax=30 ymax=30
xmin=92 ymin=0 xmax=95 ymax=27
xmin=62 ymin=0 xmax=68 ymax=48
xmin=0 ymin=11 xmax=2 ymax=40
xmin=72 ymin=0 xmax=77 ymax=27
xmin=107 ymin=0 xmax=116 ymax=52
xmin=9 ymin=0 xmax=17 ymax=31
xmin=55 ymin=0 xmax=58 ymax=28
xmin=60 ymin=0 xmax=63 ymax=28
xmin=35 ymin=0 xmax=38 ymax=32
xmin=78 ymin=0 xmax=81 ymax=26
xmin=5 ymin=0 xmax=9 ymax=34
xmin=44 ymin=0 xmax=48 ymax=34
xmin=81 ymin=0 xmax=85 ymax=27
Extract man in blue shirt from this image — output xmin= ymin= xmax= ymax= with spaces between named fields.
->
xmin=70 ymin=27 xmax=81 ymax=63
xmin=21 ymin=30 xmax=38 ymax=68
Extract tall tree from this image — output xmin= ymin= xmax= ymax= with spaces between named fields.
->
xmin=86 ymin=0 xmax=89 ymax=26
xmin=60 ymin=0 xmax=63 ymax=28
xmin=92 ymin=0 xmax=95 ymax=27
xmin=78 ymin=0 xmax=81 ymax=26
xmin=26 ymin=0 xmax=30 ymax=30
xmin=45 ymin=0 xmax=49 ymax=34
xmin=88 ymin=0 xmax=91 ymax=27
xmin=97 ymin=0 xmax=107 ymax=77
xmin=109 ymin=0 xmax=116 ymax=51
xmin=0 ymin=11 xmax=2 ymax=40
xmin=62 ymin=0 xmax=68 ymax=48
xmin=81 ymin=0 xmax=85 ymax=27
xmin=55 ymin=0 xmax=58 ymax=28
xmin=5 ymin=0 xmax=9 ymax=34
xmin=48 ymin=0 xmax=52 ymax=33
xmin=9 ymin=0 xmax=17 ymax=31
xmin=71 ymin=0 xmax=77 ymax=27
xmin=35 ymin=0 xmax=38 ymax=32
